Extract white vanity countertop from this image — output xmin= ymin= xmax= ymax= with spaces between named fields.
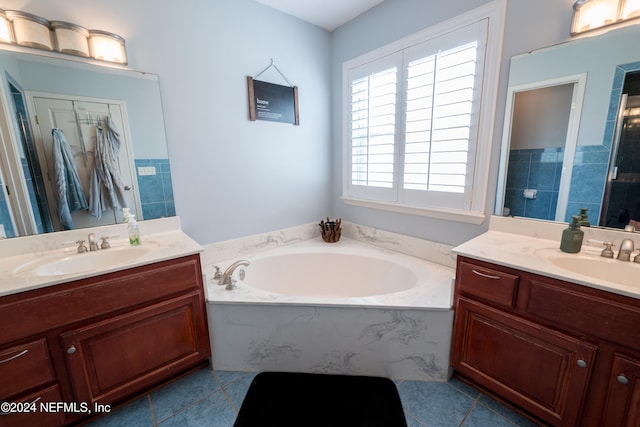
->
xmin=0 ymin=217 xmax=203 ymax=297
xmin=453 ymin=216 xmax=640 ymax=300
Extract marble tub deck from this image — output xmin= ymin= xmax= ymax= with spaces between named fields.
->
xmin=205 ymin=234 xmax=456 ymax=381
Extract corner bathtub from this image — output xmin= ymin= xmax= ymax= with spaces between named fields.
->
xmin=206 ymin=237 xmax=455 ymax=381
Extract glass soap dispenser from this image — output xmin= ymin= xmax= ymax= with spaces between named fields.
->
xmin=560 ymin=215 xmax=584 ymax=253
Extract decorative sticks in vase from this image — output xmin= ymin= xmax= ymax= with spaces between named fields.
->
xmin=319 ymin=217 xmax=341 ymax=243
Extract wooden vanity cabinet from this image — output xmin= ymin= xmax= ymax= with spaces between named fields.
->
xmin=451 ymin=256 xmax=640 ymax=427
xmin=0 ymin=254 xmax=210 ymax=426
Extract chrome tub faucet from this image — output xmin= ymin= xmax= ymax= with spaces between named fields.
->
xmin=214 ymin=260 xmax=250 ymax=290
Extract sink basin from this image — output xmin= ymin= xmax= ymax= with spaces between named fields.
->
xmin=15 ymin=244 xmax=154 ymax=277
xmin=544 ymin=251 xmax=639 ymax=288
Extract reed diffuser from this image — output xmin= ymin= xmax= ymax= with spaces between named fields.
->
xmin=319 ymin=217 xmax=341 ymax=243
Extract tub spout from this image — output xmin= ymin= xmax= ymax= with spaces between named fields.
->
xmin=218 ymin=260 xmax=250 ymax=290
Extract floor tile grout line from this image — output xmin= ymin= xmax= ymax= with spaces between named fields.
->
xmin=146 ymin=394 xmax=158 ymax=427
xmin=212 ymin=370 xmax=242 ymax=414
xmin=458 ymin=395 xmax=480 ymax=426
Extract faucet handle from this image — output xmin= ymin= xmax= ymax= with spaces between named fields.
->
xmin=100 ymin=236 xmax=111 ymax=249
xmin=601 ymin=242 xmax=615 ymax=258
xmin=213 ymin=266 xmax=223 ymax=281
xmin=76 ymin=240 xmax=88 ymax=253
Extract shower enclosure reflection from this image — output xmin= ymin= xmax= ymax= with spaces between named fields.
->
xmin=0 ymin=49 xmax=175 ymax=238
xmin=601 ymin=71 xmax=640 ymax=228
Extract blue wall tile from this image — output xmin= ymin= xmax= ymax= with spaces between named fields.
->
xmin=504 ymin=148 xmax=563 ymax=221
xmin=135 ymin=159 xmax=175 ymax=220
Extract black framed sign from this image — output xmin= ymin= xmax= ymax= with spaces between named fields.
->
xmin=247 ymin=76 xmax=299 ymax=125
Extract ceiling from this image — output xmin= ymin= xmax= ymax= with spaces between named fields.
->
xmin=255 ymin=0 xmax=384 ymax=31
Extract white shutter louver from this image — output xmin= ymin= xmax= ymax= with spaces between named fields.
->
xmin=351 ymin=67 xmax=397 ymax=189
xmin=403 ymin=41 xmax=478 ymax=194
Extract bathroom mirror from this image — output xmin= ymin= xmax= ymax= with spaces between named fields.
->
xmin=0 ymin=48 xmax=174 ymax=238
xmin=495 ymin=23 xmax=640 ymax=229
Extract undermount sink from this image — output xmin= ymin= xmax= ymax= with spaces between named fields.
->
xmin=543 ymin=250 xmax=639 ymax=288
xmin=15 ymin=243 xmax=154 ymax=277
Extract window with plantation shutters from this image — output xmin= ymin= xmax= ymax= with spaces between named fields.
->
xmin=342 ymin=4 xmax=504 ymax=222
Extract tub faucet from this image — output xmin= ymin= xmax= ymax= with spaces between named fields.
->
xmin=215 ymin=260 xmax=250 ymax=290
xmin=617 ymin=239 xmax=635 ymax=261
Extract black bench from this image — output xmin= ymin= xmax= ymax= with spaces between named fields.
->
xmin=234 ymin=372 xmax=408 ymax=427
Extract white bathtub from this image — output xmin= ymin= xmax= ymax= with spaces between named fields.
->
xmin=206 ymin=236 xmax=455 ymax=380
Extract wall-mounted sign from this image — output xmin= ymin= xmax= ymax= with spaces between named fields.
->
xmin=247 ymin=76 xmax=299 ymax=125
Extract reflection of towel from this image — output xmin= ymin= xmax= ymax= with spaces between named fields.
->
xmin=52 ymin=129 xmax=88 ymax=230
xmin=89 ymin=116 xmax=127 ymax=219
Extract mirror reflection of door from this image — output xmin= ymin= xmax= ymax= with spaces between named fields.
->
xmin=29 ymin=95 xmax=140 ymax=231
xmin=504 ymin=84 xmax=574 ymax=221
xmin=601 ymin=71 xmax=640 ymax=229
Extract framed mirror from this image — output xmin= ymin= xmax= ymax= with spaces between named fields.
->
xmin=495 ymin=23 xmax=640 ymax=229
xmin=0 ymin=49 xmax=174 ymax=238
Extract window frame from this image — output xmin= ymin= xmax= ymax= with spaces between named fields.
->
xmin=341 ymin=0 xmax=506 ymax=224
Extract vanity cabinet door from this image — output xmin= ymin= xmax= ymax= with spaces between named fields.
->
xmin=601 ymin=353 xmax=640 ymax=426
xmin=60 ymin=292 xmax=209 ymax=406
xmin=452 ymin=297 xmax=596 ymax=426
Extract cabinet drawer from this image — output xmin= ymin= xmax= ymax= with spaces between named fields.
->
xmin=0 ymin=255 xmax=203 ymax=344
xmin=0 ymin=384 xmax=66 ymax=427
xmin=458 ymin=261 xmax=519 ymax=308
xmin=527 ymin=280 xmax=640 ymax=348
xmin=0 ymin=338 xmax=55 ymax=399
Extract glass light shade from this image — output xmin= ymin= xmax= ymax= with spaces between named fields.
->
xmin=50 ymin=21 xmax=89 ymax=57
xmin=621 ymin=0 xmax=640 ymax=18
xmin=6 ymin=10 xmax=52 ymax=50
xmin=0 ymin=10 xmax=13 ymax=44
xmin=88 ymin=30 xmax=127 ymax=64
xmin=572 ymin=0 xmax=640 ymax=34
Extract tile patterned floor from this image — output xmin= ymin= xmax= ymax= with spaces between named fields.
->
xmin=86 ymin=366 xmax=540 ymax=427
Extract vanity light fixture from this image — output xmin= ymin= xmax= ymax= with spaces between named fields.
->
xmin=50 ymin=21 xmax=90 ymax=57
xmin=0 ymin=9 xmax=13 ymax=44
xmin=5 ymin=10 xmax=53 ymax=50
xmin=572 ymin=0 xmax=640 ymax=35
xmin=0 ymin=8 xmax=128 ymax=64
xmin=88 ymin=30 xmax=127 ymax=64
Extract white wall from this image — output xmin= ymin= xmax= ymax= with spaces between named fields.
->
xmin=6 ymin=0 xmax=579 ymax=246
xmin=330 ymin=0 xmax=576 ymax=245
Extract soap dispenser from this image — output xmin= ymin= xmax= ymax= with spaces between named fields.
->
xmin=122 ymin=208 xmax=141 ymax=246
xmin=560 ymin=216 xmax=584 ymax=253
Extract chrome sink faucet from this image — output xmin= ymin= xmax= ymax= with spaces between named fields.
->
xmin=617 ymin=239 xmax=635 ymax=261
xmin=214 ymin=260 xmax=250 ymax=290
xmin=88 ymin=233 xmax=100 ymax=252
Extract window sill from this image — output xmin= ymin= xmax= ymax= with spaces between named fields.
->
xmin=341 ymin=196 xmax=487 ymax=225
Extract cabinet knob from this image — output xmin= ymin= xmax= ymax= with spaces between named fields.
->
xmin=576 ymin=359 xmax=588 ymax=368
xmin=617 ymin=374 xmax=629 ymax=385
xmin=67 ymin=345 xmax=77 ymax=355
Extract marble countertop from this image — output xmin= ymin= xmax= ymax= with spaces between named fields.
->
xmin=0 ymin=217 xmax=203 ymax=297
xmin=453 ymin=228 xmax=640 ymax=300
